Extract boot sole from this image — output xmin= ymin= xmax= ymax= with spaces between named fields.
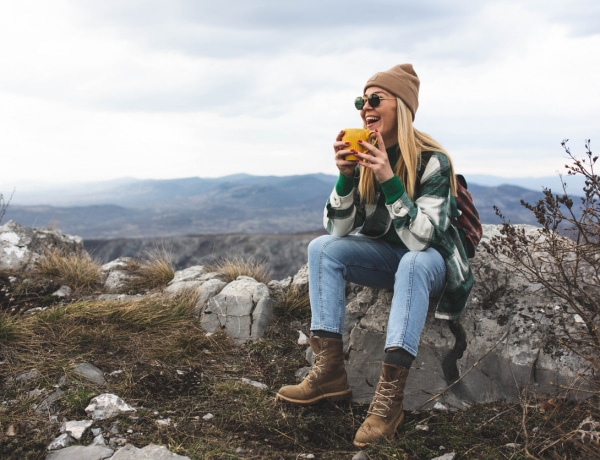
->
xmin=276 ymin=389 xmax=352 ymax=406
xmin=352 ymin=412 xmax=405 ymax=448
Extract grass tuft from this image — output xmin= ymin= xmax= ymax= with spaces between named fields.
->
xmin=206 ymin=254 xmax=271 ymax=284
xmin=121 ymin=248 xmax=175 ymax=293
xmin=33 ymin=247 xmax=101 ymax=293
xmin=273 ymin=287 xmax=310 ymax=319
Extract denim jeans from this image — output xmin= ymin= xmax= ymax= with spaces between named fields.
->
xmin=308 ymin=234 xmax=446 ymax=357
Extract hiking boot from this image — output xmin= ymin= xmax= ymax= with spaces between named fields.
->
xmin=276 ymin=335 xmax=351 ymax=405
xmin=353 ymin=363 xmax=409 ymax=447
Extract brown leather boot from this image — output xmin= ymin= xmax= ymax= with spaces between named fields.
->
xmin=353 ymin=363 xmax=409 ymax=447
xmin=276 ymin=335 xmax=351 ymax=405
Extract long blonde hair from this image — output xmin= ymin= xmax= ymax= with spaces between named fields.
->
xmin=358 ymin=97 xmax=457 ymax=204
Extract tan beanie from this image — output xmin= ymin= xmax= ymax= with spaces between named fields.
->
xmin=363 ymin=64 xmax=420 ymax=119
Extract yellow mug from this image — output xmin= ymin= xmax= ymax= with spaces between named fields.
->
xmin=342 ymin=128 xmax=376 ymax=161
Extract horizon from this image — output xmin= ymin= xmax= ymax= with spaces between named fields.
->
xmin=5 ymin=170 xmax=587 ymax=208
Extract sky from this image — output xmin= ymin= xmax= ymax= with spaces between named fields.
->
xmin=1 ymin=0 xmax=599 ymax=193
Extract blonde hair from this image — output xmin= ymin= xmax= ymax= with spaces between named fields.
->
xmin=358 ymin=97 xmax=457 ymax=204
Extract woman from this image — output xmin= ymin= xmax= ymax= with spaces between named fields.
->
xmin=277 ymin=64 xmax=473 ymax=447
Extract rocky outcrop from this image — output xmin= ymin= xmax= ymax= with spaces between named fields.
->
xmin=287 ymin=225 xmax=593 ymax=409
xmin=1 ymin=221 xmax=596 ymax=457
xmin=0 ymin=220 xmax=84 ymax=272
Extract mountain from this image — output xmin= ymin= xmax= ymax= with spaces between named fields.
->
xmin=2 ymin=173 xmax=571 ymax=240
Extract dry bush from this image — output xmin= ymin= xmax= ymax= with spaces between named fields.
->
xmin=206 ymin=254 xmax=271 ymax=284
xmin=121 ymin=248 xmax=175 ymax=293
xmin=485 ymin=139 xmax=599 ymax=361
xmin=0 ymin=189 xmax=14 ymax=225
xmin=484 ymin=139 xmax=600 ymax=456
xmin=33 ymin=247 xmax=101 ymax=293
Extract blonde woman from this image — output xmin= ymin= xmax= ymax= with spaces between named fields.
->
xmin=277 ymin=64 xmax=473 ymax=447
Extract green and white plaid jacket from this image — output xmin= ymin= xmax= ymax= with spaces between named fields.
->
xmin=324 ymin=150 xmax=473 ymax=320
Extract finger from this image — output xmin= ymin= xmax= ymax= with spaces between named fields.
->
xmin=334 ymin=141 xmax=350 ymax=152
xmin=336 ymin=129 xmax=345 ymax=142
xmin=373 ymin=129 xmax=386 ymax=151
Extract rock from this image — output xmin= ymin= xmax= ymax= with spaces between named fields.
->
xmin=290 ymin=264 xmax=309 ymax=292
xmin=297 ymin=225 xmax=594 ymax=409
xmin=241 ymin=378 xmax=268 ymax=390
xmin=431 ymin=453 xmax=456 ymax=460
xmin=4 ymin=368 xmax=39 ymax=388
xmin=73 ymin=362 xmax=107 ymax=386
xmin=201 ymin=276 xmax=274 ymax=344
xmin=45 ymin=444 xmax=114 ymax=460
xmin=0 ymin=220 xmax=84 ymax=272
xmin=52 ymin=285 xmax=72 ymax=298
xmin=61 ymin=420 xmax=93 ymax=441
xmin=85 ymin=394 xmax=136 ymax=420
xmin=101 ymin=257 xmax=135 ymax=293
xmin=164 ymin=266 xmax=228 ymax=315
xmin=35 ymin=389 xmax=65 ymax=414
xmin=47 ymin=433 xmax=74 ymax=451
xmin=111 ymin=443 xmax=191 ymax=459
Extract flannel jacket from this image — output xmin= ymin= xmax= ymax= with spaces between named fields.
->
xmin=324 ymin=150 xmax=473 ymax=320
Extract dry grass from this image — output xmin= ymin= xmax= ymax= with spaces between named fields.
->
xmin=1 ymin=284 xmax=599 ymax=459
xmin=120 ymin=249 xmax=175 ymax=293
xmin=33 ymin=247 xmax=101 ymax=293
xmin=206 ymin=254 xmax=271 ymax=284
xmin=273 ymin=286 xmax=310 ymax=319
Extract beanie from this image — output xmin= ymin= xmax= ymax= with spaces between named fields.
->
xmin=363 ymin=64 xmax=420 ymax=119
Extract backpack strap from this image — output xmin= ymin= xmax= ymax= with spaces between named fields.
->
xmin=441 ymin=319 xmax=467 ymax=384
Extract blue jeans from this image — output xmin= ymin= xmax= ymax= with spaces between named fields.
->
xmin=308 ymin=234 xmax=446 ymax=357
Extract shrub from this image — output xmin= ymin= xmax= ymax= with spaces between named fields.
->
xmin=484 ymin=139 xmax=599 ymax=377
xmin=0 ymin=189 xmax=14 ymax=225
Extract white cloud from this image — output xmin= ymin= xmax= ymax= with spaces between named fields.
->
xmin=0 ymin=0 xmax=598 ymax=192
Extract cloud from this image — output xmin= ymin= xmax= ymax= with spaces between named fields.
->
xmin=0 ymin=0 xmax=598 ymax=189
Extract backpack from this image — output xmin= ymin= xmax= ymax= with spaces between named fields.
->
xmin=454 ymin=174 xmax=483 ymax=258
xmin=418 ymin=152 xmax=482 ymax=258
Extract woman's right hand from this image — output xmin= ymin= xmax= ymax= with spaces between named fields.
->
xmin=334 ymin=130 xmax=358 ymax=178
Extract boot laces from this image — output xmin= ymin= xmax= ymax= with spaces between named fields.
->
xmin=367 ymin=377 xmax=399 ymax=418
xmin=305 ymin=349 xmax=326 ymax=386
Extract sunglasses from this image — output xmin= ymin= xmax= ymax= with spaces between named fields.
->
xmin=354 ymin=93 xmax=396 ymax=110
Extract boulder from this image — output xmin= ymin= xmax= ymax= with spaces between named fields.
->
xmin=0 ymin=220 xmax=84 ymax=272
xmin=295 ymin=225 xmax=594 ymax=408
xmin=201 ymin=276 xmax=274 ymax=344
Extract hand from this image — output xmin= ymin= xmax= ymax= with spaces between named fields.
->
xmin=333 ymin=130 xmax=359 ymax=178
xmin=354 ymin=130 xmax=395 ymax=183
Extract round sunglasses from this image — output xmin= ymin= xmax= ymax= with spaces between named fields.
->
xmin=354 ymin=93 xmax=396 ymax=110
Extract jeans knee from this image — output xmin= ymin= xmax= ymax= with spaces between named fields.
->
xmin=308 ymin=235 xmax=330 ymax=261
xmin=397 ymin=250 xmax=444 ymax=281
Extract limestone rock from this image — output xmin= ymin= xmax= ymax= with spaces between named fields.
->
xmin=298 ymin=225 xmax=594 ymax=408
xmin=201 ymin=276 xmax=274 ymax=344
xmin=85 ymin=393 xmax=136 ymax=420
xmin=45 ymin=444 xmax=114 ymax=460
xmin=111 ymin=443 xmax=191 ymax=459
xmin=0 ymin=220 xmax=84 ymax=272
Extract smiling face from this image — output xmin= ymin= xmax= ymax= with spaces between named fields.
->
xmin=360 ymin=87 xmax=398 ymax=147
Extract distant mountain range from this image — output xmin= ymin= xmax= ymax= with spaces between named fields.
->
xmin=3 ymin=172 xmax=583 ymax=240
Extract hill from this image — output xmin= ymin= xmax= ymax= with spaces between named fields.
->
xmin=4 ymin=174 xmax=551 ymax=240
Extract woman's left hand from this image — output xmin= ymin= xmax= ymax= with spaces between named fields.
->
xmin=354 ymin=130 xmax=395 ymax=183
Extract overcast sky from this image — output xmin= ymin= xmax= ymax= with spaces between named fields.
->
xmin=1 ymin=0 xmax=599 ymax=192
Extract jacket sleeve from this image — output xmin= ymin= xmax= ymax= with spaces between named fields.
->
xmin=381 ymin=152 xmax=452 ymax=250
xmin=323 ymin=173 xmax=364 ymax=236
